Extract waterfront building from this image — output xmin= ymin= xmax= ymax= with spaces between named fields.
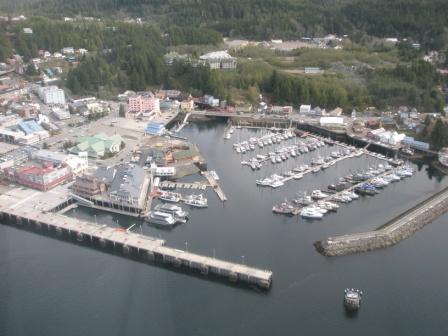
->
xmin=403 ymin=136 xmax=430 ymax=151
xmin=72 ymin=175 xmax=106 ymax=196
xmin=109 ymin=164 xmax=149 ymax=207
xmin=37 ymin=86 xmax=66 ymax=105
xmin=269 ymin=106 xmax=293 ymax=115
xmin=4 ymin=161 xmax=72 ymax=191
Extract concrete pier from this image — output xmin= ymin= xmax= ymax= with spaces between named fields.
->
xmin=315 ymin=187 xmax=448 ymax=257
xmin=0 ymin=188 xmax=271 ymax=288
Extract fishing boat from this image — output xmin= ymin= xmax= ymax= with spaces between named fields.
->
xmin=344 ymin=288 xmax=363 ymax=311
xmin=272 ymin=201 xmax=296 ymax=215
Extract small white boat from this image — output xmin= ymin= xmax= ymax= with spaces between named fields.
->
xmin=184 ymin=194 xmax=208 ymax=208
xmin=300 ymin=207 xmax=324 ymax=219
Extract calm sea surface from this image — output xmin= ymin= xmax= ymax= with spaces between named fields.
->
xmin=2 ymin=121 xmax=448 ymax=336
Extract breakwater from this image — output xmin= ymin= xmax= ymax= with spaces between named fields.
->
xmin=315 ymin=187 xmax=448 ymax=257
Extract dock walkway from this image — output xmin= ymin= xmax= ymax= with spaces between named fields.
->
xmin=203 ymin=171 xmax=227 ymax=201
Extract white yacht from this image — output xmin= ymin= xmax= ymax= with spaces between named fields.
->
xmin=300 ymin=207 xmax=324 ymax=219
xmin=154 ymin=204 xmax=189 ymax=223
xmin=146 ymin=211 xmax=177 ymax=226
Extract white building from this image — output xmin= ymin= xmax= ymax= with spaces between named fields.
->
xmin=320 ymin=117 xmax=344 ymax=126
xmin=299 ymin=105 xmax=312 ymax=114
xmin=199 ymin=51 xmax=237 ymax=70
xmin=23 ymin=28 xmax=33 ymax=34
xmin=37 ymin=86 xmax=66 ymax=105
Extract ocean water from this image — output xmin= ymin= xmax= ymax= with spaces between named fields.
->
xmin=1 ymin=121 xmax=448 ymax=336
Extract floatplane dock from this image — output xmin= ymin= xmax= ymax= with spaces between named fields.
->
xmin=0 ymin=187 xmax=270 ymax=288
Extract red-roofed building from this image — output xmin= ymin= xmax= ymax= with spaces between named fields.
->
xmin=5 ymin=161 xmax=72 ymax=191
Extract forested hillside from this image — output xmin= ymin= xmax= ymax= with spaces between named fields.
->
xmin=2 ymin=0 xmax=448 ymax=49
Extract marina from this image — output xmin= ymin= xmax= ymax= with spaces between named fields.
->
xmin=3 ymin=120 xmax=448 ymax=335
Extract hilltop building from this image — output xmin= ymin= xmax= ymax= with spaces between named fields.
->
xmin=199 ymin=51 xmax=237 ymax=70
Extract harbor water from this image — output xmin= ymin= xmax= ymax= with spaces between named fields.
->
xmin=2 ymin=121 xmax=448 ymax=336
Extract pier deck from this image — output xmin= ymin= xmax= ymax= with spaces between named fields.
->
xmin=0 ymin=188 xmax=270 ymax=288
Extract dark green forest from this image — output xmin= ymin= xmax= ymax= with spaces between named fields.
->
xmin=3 ymin=0 xmax=448 ymax=49
xmin=0 ymin=1 xmax=447 ymax=111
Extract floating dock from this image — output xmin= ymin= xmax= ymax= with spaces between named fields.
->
xmin=0 ymin=188 xmax=270 ymax=288
xmin=159 ymin=181 xmax=208 ymax=190
xmin=203 ymin=171 xmax=227 ymax=201
xmin=315 ymin=186 xmax=448 ymax=256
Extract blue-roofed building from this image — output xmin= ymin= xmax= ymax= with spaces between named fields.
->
xmin=403 ymin=136 xmax=430 ymax=151
xmin=145 ymin=122 xmax=166 ymax=136
xmin=18 ymin=120 xmax=45 ymax=135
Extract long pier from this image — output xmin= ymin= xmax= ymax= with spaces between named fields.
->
xmin=0 ymin=189 xmax=270 ymax=288
xmin=315 ymin=187 xmax=448 ymax=256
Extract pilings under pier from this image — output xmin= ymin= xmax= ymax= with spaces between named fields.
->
xmin=315 ymin=187 xmax=448 ymax=257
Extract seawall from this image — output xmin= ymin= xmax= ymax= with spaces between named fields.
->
xmin=315 ymin=187 xmax=448 ymax=257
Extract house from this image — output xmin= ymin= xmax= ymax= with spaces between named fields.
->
xmin=23 ymin=28 xmax=33 ymax=34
